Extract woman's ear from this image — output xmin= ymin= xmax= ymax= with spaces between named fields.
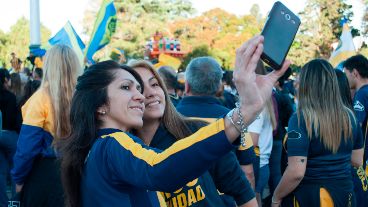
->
xmin=97 ymin=105 xmax=108 ymax=115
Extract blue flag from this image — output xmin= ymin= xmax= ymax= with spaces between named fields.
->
xmin=48 ymin=21 xmax=85 ymax=66
xmin=85 ymin=0 xmax=117 ymax=63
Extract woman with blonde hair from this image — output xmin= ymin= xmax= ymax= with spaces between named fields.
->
xmin=272 ymin=59 xmax=364 ymax=207
xmin=11 ymin=44 xmax=82 ymax=206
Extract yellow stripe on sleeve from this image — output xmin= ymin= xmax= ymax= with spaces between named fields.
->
xmin=102 ymin=119 xmax=225 ymax=166
xmin=254 ymin=146 xmax=260 ymax=156
xmin=189 ymin=117 xmax=217 ymax=123
xmin=283 ymin=134 xmax=288 ymax=153
xmin=238 ymin=133 xmax=253 ymax=150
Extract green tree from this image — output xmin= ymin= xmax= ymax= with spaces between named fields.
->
xmin=361 ymin=47 xmax=368 ymax=58
xmin=0 ymin=17 xmax=51 ymax=68
xmin=362 ymin=0 xmax=368 ymax=37
xmin=170 ymin=8 xmax=262 ymax=69
xmin=83 ymin=0 xmax=195 ymax=60
xmin=288 ymin=0 xmax=354 ymax=66
xmin=0 ymin=30 xmax=9 ymax=67
xmin=181 ymin=45 xmax=211 ymax=70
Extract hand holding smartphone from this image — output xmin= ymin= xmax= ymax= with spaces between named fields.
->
xmin=261 ymin=1 xmax=300 ymax=70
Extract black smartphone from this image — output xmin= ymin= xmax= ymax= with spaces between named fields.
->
xmin=261 ymin=1 xmax=300 ymax=70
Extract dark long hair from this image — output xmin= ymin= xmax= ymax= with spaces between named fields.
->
xmin=61 ymin=60 xmax=143 ymax=207
xmin=0 ymin=68 xmax=10 ymax=91
xmin=19 ymin=80 xmax=41 ymax=107
xmin=335 ymin=69 xmax=353 ymax=110
xmin=9 ymin=73 xmax=22 ymax=97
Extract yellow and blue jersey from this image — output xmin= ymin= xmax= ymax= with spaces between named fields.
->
xmin=353 ymin=84 xmax=368 ymax=165
xmin=176 ymin=96 xmax=255 ymax=206
xmin=81 ymin=119 xmax=238 ymax=207
xmin=176 ymin=96 xmax=255 ymax=165
xmin=287 ymin=112 xmax=363 ymax=180
xmin=150 ymin=124 xmax=255 ymax=206
xmin=352 ymin=84 xmax=368 ymax=207
xmin=11 ymin=89 xmax=56 ymax=185
xmin=284 ymin=112 xmax=363 ymax=207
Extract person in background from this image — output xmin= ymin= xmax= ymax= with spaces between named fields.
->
xmin=344 ymin=55 xmax=368 ymax=166
xmin=336 ymin=69 xmax=354 ymax=110
xmin=248 ymin=61 xmax=277 ymax=207
xmin=10 ymin=53 xmax=22 ymax=73
xmin=342 ymin=55 xmax=368 ymax=207
xmin=0 ymin=69 xmax=20 ymax=132
xmin=176 ymin=72 xmax=185 ymax=97
xmin=19 ymin=67 xmax=31 ymax=87
xmin=18 ymin=80 xmax=41 ymax=108
xmin=0 ymin=69 xmax=21 ymax=206
xmin=176 ymin=57 xmax=256 ymax=206
xmin=9 ymin=73 xmax=23 ymax=104
xmin=336 ymin=69 xmax=368 ymax=207
xmin=11 ymin=45 xmax=83 ymax=207
xmin=221 ymin=70 xmax=238 ymax=109
xmin=32 ymin=68 xmax=43 ymax=81
xmin=267 ymin=75 xmax=294 ymax=199
xmin=272 ymin=59 xmax=364 ymax=207
xmin=157 ymin=66 xmax=181 ymax=106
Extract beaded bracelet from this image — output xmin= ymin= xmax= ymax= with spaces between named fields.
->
xmin=235 ymin=102 xmax=248 ymax=147
xmin=226 ymin=109 xmax=241 ymax=133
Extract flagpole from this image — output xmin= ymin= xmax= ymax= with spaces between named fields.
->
xmin=30 ymin=0 xmax=41 ymax=50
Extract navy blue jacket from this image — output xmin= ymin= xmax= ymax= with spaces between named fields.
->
xmin=176 ymin=96 xmax=256 ymax=165
xmin=81 ymin=119 xmax=237 ymax=207
xmin=176 ymin=96 xmax=256 ymax=206
xmin=150 ymin=123 xmax=255 ymax=206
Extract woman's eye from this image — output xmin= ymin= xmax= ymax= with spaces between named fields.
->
xmin=152 ymin=83 xmax=159 ymax=87
xmin=121 ymin=85 xmax=130 ymax=90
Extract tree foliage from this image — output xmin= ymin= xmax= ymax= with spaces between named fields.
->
xmin=170 ymin=8 xmax=262 ymax=69
xmin=0 ymin=17 xmax=51 ymax=68
xmin=80 ymin=0 xmax=362 ymax=69
xmin=290 ymin=0 xmax=355 ymax=65
xmin=362 ymin=0 xmax=368 ymax=37
xmin=83 ymin=0 xmax=194 ymax=60
xmin=181 ymin=45 xmax=212 ymax=70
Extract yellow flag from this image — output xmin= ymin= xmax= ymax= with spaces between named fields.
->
xmin=156 ymin=54 xmax=182 ymax=71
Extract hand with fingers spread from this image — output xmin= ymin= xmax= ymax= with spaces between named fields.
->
xmin=233 ymin=35 xmax=290 ymax=125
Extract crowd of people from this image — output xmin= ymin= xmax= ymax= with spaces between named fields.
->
xmin=0 ymin=35 xmax=368 ymax=207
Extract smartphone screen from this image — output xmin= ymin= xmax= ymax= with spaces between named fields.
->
xmin=261 ymin=1 xmax=300 ymax=70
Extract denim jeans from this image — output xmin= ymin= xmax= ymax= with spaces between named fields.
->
xmin=255 ymin=164 xmax=270 ymax=195
xmin=268 ymin=140 xmax=282 ymax=195
xmin=0 ymin=130 xmax=18 ymax=206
